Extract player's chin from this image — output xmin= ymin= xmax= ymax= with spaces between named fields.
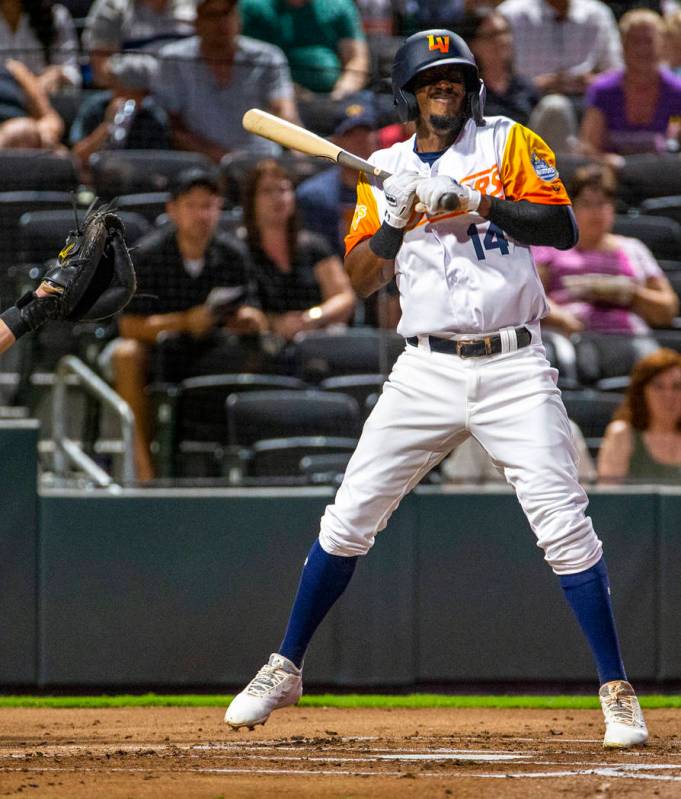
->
xmin=428 ymin=113 xmax=465 ymax=133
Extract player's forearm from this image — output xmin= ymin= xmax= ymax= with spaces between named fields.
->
xmin=344 ymin=238 xmax=395 ymax=298
xmin=479 ymin=197 xmax=578 ymax=250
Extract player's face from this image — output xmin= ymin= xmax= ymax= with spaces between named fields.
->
xmin=167 ymin=186 xmax=222 ymax=241
xmin=255 ymin=173 xmax=296 ymax=226
xmin=644 ymin=366 xmax=681 ymax=426
xmin=413 ymin=65 xmax=466 ymax=121
xmin=572 ymin=187 xmax=615 ymax=240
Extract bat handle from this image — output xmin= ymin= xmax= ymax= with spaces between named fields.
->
xmin=438 ymin=193 xmax=461 ymax=212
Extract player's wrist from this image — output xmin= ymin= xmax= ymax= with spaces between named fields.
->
xmin=466 ymin=187 xmax=482 ymax=213
xmin=0 ymin=304 xmax=29 ymax=340
xmin=369 ymin=220 xmax=405 ymax=260
xmin=383 ymin=210 xmax=410 ymax=229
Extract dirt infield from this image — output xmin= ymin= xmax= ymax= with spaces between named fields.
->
xmin=0 ymin=706 xmax=679 ymax=798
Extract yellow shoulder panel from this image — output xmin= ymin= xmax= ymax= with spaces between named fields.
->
xmin=501 ymin=124 xmax=570 ymax=205
xmin=344 ymin=172 xmax=381 ymax=255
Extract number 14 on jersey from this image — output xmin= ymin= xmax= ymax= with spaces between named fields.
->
xmin=467 ymin=223 xmax=509 ymax=260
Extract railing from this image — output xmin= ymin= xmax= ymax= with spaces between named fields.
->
xmin=52 ymin=355 xmax=136 ymax=486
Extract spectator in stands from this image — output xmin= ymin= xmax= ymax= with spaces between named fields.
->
xmin=598 ymin=348 xmax=681 ymax=482
xmin=70 ymin=87 xmax=170 ymax=178
xmin=533 ymin=164 xmax=678 ymax=336
xmin=497 ymin=0 xmax=622 ymax=96
xmin=243 ymin=158 xmax=355 ymax=342
xmin=0 ymin=0 xmax=80 ymax=92
xmin=580 ymin=9 xmax=681 ymax=158
xmin=112 ymin=167 xmax=267 ymax=480
xmin=83 ymin=0 xmax=195 ymax=90
xmin=0 ymin=58 xmax=63 ymax=148
xmin=239 ymin=0 xmax=369 ymax=99
xmin=152 ymin=0 xmax=298 ymax=162
xmin=297 ymin=99 xmax=377 ymax=257
xmin=295 ymin=100 xmax=399 ymax=328
xmin=460 ymin=5 xmax=538 ymax=125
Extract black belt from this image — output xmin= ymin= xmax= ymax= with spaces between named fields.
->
xmin=406 ymin=326 xmax=531 ymax=358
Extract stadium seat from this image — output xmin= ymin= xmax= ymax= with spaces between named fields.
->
xmin=226 ymin=389 xmax=362 ymax=447
xmin=574 ymin=332 xmax=659 ymax=391
xmin=112 ymin=192 xmax=171 ymax=224
xmin=299 ymin=450 xmax=354 ymax=485
xmin=177 ymin=373 xmax=308 ymax=444
xmin=0 ymin=191 xmax=76 ymax=272
xmin=0 ymin=150 xmax=78 ymax=192
xmin=246 ymin=435 xmax=357 ymax=479
xmin=617 ymin=153 xmax=681 ymax=206
xmin=639 ymin=195 xmax=681 ymax=226
xmin=540 ymin=329 xmax=580 ymax=388
xmin=89 ymin=150 xmax=214 ymax=198
xmin=292 ymin=328 xmax=405 ymax=382
xmin=319 ymin=373 xmax=387 ymax=413
xmin=18 ymin=209 xmax=151 ymax=265
xmin=561 ymin=388 xmax=625 ymax=457
xmin=653 ymin=329 xmax=681 ymax=354
xmin=612 ymin=214 xmax=681 ymax=261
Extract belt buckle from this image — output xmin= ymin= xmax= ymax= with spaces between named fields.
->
xmin=456 ymin=336 xmax=493 ymax=358
xmin=455 ymin=339 xmax=471 ymax=357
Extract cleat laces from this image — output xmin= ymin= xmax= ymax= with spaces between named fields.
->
xmin=246 ymin=664 xmax=287 ymax=697
xmin=601 ymin=684 xmax=644 ymax=727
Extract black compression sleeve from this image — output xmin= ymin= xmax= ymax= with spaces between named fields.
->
xmin=486 ymin=198 xmax=578 ymax=250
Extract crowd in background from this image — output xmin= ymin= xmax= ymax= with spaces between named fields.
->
xmin=1 ymin=0 xmax=681 ymax=486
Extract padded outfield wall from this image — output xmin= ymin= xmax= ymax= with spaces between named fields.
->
xmin=1 ymin=421 xmax=678 ymax=688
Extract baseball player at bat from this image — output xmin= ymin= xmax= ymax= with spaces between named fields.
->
xmin=226 ymin=30 xmax=648 ymax=748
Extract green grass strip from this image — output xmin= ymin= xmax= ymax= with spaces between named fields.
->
xmin=0 ymin=694 xmax=679 ymax=709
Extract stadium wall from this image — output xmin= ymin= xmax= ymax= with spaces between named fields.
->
xmin=0 ymin=426 xmax=677 ymax=687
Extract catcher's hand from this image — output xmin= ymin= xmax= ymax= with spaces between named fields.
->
xmin=16 ymin=207 xmax=137 ymax=332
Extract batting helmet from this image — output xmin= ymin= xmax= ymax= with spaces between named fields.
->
xmin=392 ymin=29 xmax=486 ymax=125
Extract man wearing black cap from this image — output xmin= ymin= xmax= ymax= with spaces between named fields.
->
xmin=113 ymin=168 xmax=266 ymax=480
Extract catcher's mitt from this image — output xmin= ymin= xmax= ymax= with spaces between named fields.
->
xmin=16 ymin=206 xmax=137 ymax=332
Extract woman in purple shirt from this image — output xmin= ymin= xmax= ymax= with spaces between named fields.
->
xmin=580 ymin=8 xmax=681 ymax=158
xmin=533 ymin=165 xmax=678 ymax=336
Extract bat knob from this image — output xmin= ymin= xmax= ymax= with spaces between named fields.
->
xmin=439 ymin=193 xmax=461 ymax=211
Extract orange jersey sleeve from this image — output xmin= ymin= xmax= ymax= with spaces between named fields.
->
xmin=501 ymin=124 xmax=570 ymax=205
xmin=344 ymin=172 xmax=381 ymax=255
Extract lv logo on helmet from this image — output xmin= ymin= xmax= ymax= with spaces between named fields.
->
xmin=427 ymin=35 xmax=450 ymax=54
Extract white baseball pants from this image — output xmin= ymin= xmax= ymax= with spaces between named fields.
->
xmin=318 ymin=337 xmax=603 ymax=575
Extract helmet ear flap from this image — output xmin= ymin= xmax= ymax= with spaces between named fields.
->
xmin=470 ymin=80 xmax=486 ymax=126
xmin=394 ymin=87 xmax=419 ymax=122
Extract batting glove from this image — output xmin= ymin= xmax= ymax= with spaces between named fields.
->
xmin=415 ymin=176 xmax=482 ymax=215
xmin=383 ymin=172 xmax=424 ymax=228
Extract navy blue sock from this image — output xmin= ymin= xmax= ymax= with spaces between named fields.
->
xmin=279 ymin=539 xmax=358 ymax=668
xmin=559 ymin=558 xmax=626 ymax=685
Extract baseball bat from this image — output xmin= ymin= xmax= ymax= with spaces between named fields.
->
xmin=242 ymin=108 xmax=460 ymax=212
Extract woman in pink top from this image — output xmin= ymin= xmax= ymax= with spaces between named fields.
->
xmin=533 ymin=164 xmax=678 ymax=336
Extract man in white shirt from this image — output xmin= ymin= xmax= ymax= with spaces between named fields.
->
xmin=497 ymin=0 xmax=622 ymax=95
xmin=224 ymin=28 xmax=648 ymax=751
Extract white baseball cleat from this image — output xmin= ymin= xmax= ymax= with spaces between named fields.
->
xmin=599 ymin=679 xmax=648 ymax=748
xmin=225 ymin=653 xmax=303 ymax=730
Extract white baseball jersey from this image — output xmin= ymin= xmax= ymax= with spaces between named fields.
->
xmin=345 ymin=116 xmax=572 ymax=338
